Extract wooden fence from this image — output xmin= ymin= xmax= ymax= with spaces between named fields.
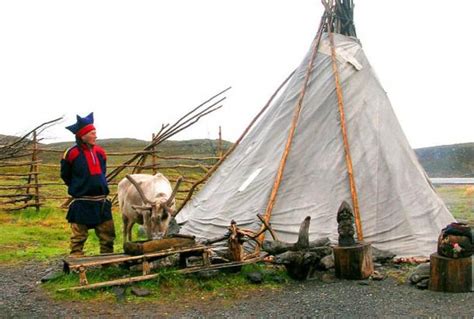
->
xmin=0 ymin=132 xmax=224 ymax=212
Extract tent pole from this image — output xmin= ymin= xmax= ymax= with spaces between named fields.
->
xmin=327 ymin=10 xmax=364 ymax=241
xmin=256 ymin=13 xmax=328 ymax=248
xmin=176 ymin=69 xmax=296 ymax=214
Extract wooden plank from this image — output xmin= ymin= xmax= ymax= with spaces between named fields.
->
xmin=64 ymin=245 xmax=208 ymax=270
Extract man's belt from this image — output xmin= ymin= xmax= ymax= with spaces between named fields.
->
xmin=69 ymin=195 xmax=108 ymax=206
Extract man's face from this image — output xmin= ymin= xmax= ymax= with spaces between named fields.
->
xmin=81 ymin=130 xmax=97 ymax=146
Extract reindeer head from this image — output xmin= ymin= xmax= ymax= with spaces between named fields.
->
xmin=127 ymin=175 xmax=182 ymax=240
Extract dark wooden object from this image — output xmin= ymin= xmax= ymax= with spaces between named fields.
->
xmin=123 ymin=237 xmax=195 ymax=255
xmin=337 ymin=201 xmax=356 ymax=246
xmin=62 ymin=244 xmax=213 ymax=291
xmin=59 ymin=255 xmax=264 ymax=292
xmin=265 ymin=216 xmax=332 ymax=280
xmin=428 ymin=253 xmax=472 ymax=293
xmin=333 ymin=242 xmax=374 ymax=280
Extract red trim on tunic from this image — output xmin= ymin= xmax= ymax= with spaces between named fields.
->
xmin=65 ymin=147 xmax=80 ymax=163
xmin=81 ymin=144 xmax=102 ymax=175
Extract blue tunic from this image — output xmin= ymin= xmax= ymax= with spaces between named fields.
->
xmin=60 ymin=143 xmax=112 ymax=226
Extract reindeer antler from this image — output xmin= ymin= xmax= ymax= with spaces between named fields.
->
xmin=126 ymin=174 xmax=155 ymax=205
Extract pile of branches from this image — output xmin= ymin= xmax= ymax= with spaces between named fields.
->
xmin=323 ymin=0 xmax=357 ymax=37
xmin=106 ymin=87 xmax=230 ymax=182
xmin=0 ymin=117 xmax=62 ymax=162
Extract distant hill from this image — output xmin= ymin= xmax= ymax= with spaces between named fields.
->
xmin=47 ymin=138 xmax=233 ymax=156
xmin=0 ymin=134 xmax=29 ymax=145
xmin=414 ymin=143 xmax=474 ymax=178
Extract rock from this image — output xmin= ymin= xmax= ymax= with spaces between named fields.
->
xmin=131 ymin=287 xmax=151 ymax=297
xmin=111 ymin=286 xmax=127 ymax=302
xmin=408 ymin=263 xmax=430 ymax=284
xmin=416 ymin=278 xmax=429 ymax=290
xmin=321 ymin=273 xmax=336 ymax=284
xmin=165 ymin=218 xmax=181 ymax=236
xmin=358 ymin=280 xmax=370 ymax=286
xmin=40 ymin=271 xmax=62 ymax=283
xmin=246 ymin=272 xmax=263 ymax=284
xmin=319 ymin=255 xmax=335 ymax=270
xmin=371 ymin=247 xmax=396 ymax=264
xmin=195 ymin=270 xmax=219 ymax=280
xmin=18 ymin=285 xmax=34 ymax=293
xmin=370 ymin=271 xmax=385 ymax=281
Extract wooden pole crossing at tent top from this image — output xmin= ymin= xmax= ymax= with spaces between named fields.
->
xmin=326 ymin=1 xmax=364 ymax=240
xmin=255 ymin=13 xmax=327 ymax=247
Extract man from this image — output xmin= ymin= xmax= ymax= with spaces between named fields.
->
xmin=61 ymin=112 xmax=115 ymax=257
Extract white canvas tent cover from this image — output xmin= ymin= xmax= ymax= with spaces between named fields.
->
xmin=177 ymin=32 xmax=455 ymax=257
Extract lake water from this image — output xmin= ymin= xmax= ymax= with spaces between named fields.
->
xmin=430 ymin=178 xmax=474 ymax=185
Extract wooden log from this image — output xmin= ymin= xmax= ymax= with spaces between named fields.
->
xmin=123 ymin=237 xmax=195 ymax=255
xmin=31 ymin=130 xmax=41 ymax=211
xmin=273 ymin=247 xmax=333 ymax=280
xmin=428 ymin=253 xmax=472 ymax=293
xmin=262 ymin=237 xmax=330 ymax=255
xmin=333 ymin=242 xmax=374 ymax=280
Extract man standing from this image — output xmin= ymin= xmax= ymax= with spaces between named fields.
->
xmin=61 ymin=112 xmax=115 ymax=257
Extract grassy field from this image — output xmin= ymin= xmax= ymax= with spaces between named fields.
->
xmin=0 ymin=184 xmax=471 ymax=301
xmin=1 ymin=184 xmax=471 ymax=264
xmin=0 ymin=138 xmax=472 ymax=300
xmin=434 ymin=185 xmax=474 ymax=226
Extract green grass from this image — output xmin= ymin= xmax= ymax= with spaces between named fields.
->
xmin=43 ymin=263 xmax=288 ymax=305
xmin=0 ymin=207 xmax=69 ymax=263
xmin=0 ymin=206 xmax=140 ymax=263
xmin=435 ymin=185 xmax=474 ymax=226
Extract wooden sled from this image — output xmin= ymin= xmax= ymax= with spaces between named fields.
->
xmin=60 ymin=243 xmax=265 ymax=292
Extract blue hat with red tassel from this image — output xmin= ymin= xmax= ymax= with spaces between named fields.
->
xmin=66 ymin=112 xmax=96 ymax=138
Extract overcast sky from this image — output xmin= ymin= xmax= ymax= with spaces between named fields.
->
xmin=0 ymin=1 xmax=472 ymax=148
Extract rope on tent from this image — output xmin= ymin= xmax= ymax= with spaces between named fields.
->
xmin=255 ymin=12 xmax=329 ymax=249
xmin=176 ymin=69 xmax=297 ymax=214
xmin=326 ymin=1 xmax=364 ymax=241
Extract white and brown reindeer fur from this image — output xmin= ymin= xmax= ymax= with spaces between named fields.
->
xmin=118 ymin=173 xmax=182 ymax=244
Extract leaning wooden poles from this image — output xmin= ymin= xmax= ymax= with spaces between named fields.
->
xmin=326 ymin=3 xmax=363 ymax=241
xmin=176 ymin=69 xmax=297 ymax=213
xmin=255 ymin=13 xmax=327 ymax=247
xmin=106 ymin=87 xmax=230 ymax=183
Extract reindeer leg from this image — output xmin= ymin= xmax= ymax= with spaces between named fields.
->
xmin=127 ymin=221 xmax=135 ymax=242
xmin=122 ymin=215 xmax=129 ymax=245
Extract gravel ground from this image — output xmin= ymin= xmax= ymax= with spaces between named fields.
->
xmin=0 ymin=261 xmax=473 ymax=318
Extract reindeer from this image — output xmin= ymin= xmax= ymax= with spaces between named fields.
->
xmin=118 ymin=173 xmax=182 ymax=244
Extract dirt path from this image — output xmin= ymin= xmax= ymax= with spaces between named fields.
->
xmin=1 ymin=261 xmax=473 ymax=318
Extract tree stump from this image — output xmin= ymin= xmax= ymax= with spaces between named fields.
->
xmin=263 ymin=216 xmax=332 ymax=280
xmin=333 ymin=242 xmax=374 ymax=280
xmin=428 ymin=253 xmax=472 ymax=293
